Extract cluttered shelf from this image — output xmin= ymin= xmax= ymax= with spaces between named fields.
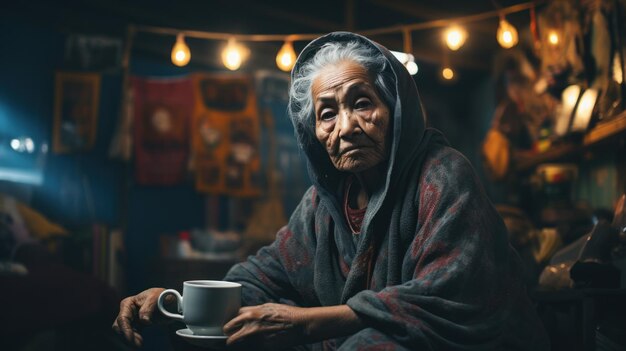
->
xmin=515 ymin=110 xmax=626 ymax=172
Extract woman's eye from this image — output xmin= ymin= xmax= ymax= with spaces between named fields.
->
xmin=355 ymin=98 xmax=373 ymax=109
xmin=320 ymin=110 xmax=336 ymax=121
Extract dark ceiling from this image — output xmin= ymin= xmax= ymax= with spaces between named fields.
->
xmin=3 ymin=0 xmax=540 ymax=71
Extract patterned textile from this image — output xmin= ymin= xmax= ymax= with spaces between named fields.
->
xmin=191 ymin=74 xmax=261 ymax=197
xmin=225 ymin=32 xmax=549 ymax=350
xmin=133 ymin=77 xmax=193 ymax=185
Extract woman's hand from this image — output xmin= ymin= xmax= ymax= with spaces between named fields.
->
xmin=223 ymin=303 xmax=309 ymax=349
xmin=223 ymin=303 xmax=364 ymax=349
xmin=112 ymin=287 xmax=171 ymax=347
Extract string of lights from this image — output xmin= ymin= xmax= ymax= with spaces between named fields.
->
xmin=131 ymin=1 xmax=546 ymax=80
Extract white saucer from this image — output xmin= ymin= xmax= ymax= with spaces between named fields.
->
xmin=176 ymin=328 xmax=228 ymax=348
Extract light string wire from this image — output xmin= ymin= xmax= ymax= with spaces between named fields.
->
xmin=132 ymin=1 xmax=542 ymax=43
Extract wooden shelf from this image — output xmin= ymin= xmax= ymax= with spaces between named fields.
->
xmin=584 ymin=110 xmax=626 ymax=145
xmin=515 ymin=110 xmax=626 ymax=171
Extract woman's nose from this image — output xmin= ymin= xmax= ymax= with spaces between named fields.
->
xmin=337 ymin=110 xmax=360 ymax=138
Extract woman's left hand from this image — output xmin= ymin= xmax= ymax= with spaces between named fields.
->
xmin=223 ymin=303 xmax=309 ymax=349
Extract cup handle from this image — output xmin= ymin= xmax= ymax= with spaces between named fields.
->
xmin=157 ymin=289 xmax=184 ymax=321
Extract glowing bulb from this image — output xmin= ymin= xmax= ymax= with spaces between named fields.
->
xmin=9 ymin=137 xmax=35 ymax=153
xmin=276 ymin=41 xmax=297 ymax=72
xmin=10 ymin=139 xmax=19 ymax=151
xmin=442 ymin=67 xmax=455 ymax=80
xmin=222 ymin=38 xmax=248 ymax=71
xmin=24 ymin=138 xmax=34 ymax=153
xmin=497 ymin=18 xmax=519 ymax=49
xmin=547 ymin=30 xmax=560 ymax=46
xmin=555 ymin=85 xmax=581 ymax=136
xmin=563 ymin=85 xmax=581 ymax=107
xmin=444 ymin=25 xmax=467 ymax=51
xmin=613 ymin=54 xmax=623 ymax=84
xmin=171 ymin=34 xmax=191 ymax=67
xmin=406 ymin=61 xmax=418 ymax=75
xmin=572 ymin=89 xmax=598 ymax=132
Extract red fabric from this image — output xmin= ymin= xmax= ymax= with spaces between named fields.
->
xmin=133 ymin=77 xmax=193 ymax=185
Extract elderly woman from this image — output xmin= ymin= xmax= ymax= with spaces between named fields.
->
xmin=113 ymin=32 xmax=549 ymax=350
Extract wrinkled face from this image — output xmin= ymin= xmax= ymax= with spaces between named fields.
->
xmin=312 ymin=60 xmax=391 ymax=173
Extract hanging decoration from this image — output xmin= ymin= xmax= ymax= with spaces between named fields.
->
xmin=441 ymin=45 xmax=455 ymax=81
xmin=547 ymin=29 xmax=560 ymax=46
xmin=191 ymin=74 xmax=261 ymax=196
xmin=530 ymin=3 xmax=540 ymax=52
xmin=221 ymin=38 xmax=248 ymax=71
xmin=275 ymin=41 xmax=297 ymax=72
xmin=497 ymin=15 xmax=519 ymax=49
xmin=132 ymin=76 xmax=193 ymax=185
xmin=53 ymin=72 xmax=101 ymax=153
xmin=442 ymin=67 xmax=455 ymax=80
xmin=171 ymin=34 xmax=191 ymax=67
xmin=444 ymin=25 xmax=467 ymax=51
xmin=131 ymin=1 xmax=541 ymax=77
xmin=537 ymin=0 xmax=585 ymax=83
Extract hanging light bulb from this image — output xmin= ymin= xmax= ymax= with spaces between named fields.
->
xmin=444 ymin=25 xmax=467 ymax=51
xmin=547 ymin=29 xmax=560 ymax=46
xmin=222 ymin=38 xmax=248 ymax=71
xmin=497 ymin=16 xmax=519 ymax=49
xmin=276 ymin=41 xmax=297 ymax=72
xmin=171 ymin=34 xmax=191 ymax=67
xmin=442 ymin=67 xmax=455 ymax=80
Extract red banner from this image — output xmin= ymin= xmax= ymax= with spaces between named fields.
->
xmin=133 ymin=77 xmax=193 ymax=185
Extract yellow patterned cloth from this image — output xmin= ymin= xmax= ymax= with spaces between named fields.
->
xmin=0 ymin=194 xmax=67 ymax=241
xmin=191 ymin=74 xmax=261 ymax=197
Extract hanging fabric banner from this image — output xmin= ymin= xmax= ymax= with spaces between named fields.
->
xmin=132 ymin=76 xmax=193 ymax=185
xmin=191 ymin=74 xmax=261 ymax=197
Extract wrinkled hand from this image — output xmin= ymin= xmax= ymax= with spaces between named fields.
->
xmin=223 ymin=303 xmax=310 ymax=349
xmin=112 ymin=287 xmax=172 ymax=348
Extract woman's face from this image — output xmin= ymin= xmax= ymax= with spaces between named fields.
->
xmin=312 ymin=60 xmax=391 ymax=173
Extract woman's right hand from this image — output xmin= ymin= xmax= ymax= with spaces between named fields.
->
xmin=112 ymin=287 xmax=170 ymax=347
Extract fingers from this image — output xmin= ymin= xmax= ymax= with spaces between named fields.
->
xmin=224 ymin=307 xmax=259 ymax=346
xmin=115 ymin=294 xmax=152 ymax=347
xmin=223 ymin=316 xmax=244 ymax=336
xmin=226 ymin=321 xmax=258 ymax=346
xmin=138 ymin=292 xmax=160 ymax=324
xmin=223 ymin=306 xmax=256 ymax=335
xmin=133 ymin=332 xmax=144 ymax=348
xmin=111 ymin=319 xmax=120 ymax=334
xmin=116 ymin=297 xmax=139 ymax=345
xmin=112 ymin=289 xmax=170 ymax=348
xmin=224 ymin=305 xmax=290 ymax=346
xmin=112 ymin=319 xmax=142 ymax=348
xmin=226 ymin=322 xmax=286 ymax=347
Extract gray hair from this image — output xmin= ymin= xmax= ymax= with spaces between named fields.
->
xmin=289 ymin=40 xmax=396 ymax=130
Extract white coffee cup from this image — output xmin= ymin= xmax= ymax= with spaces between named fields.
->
xmin=157 ymin=280 xmax=241 ymax=336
